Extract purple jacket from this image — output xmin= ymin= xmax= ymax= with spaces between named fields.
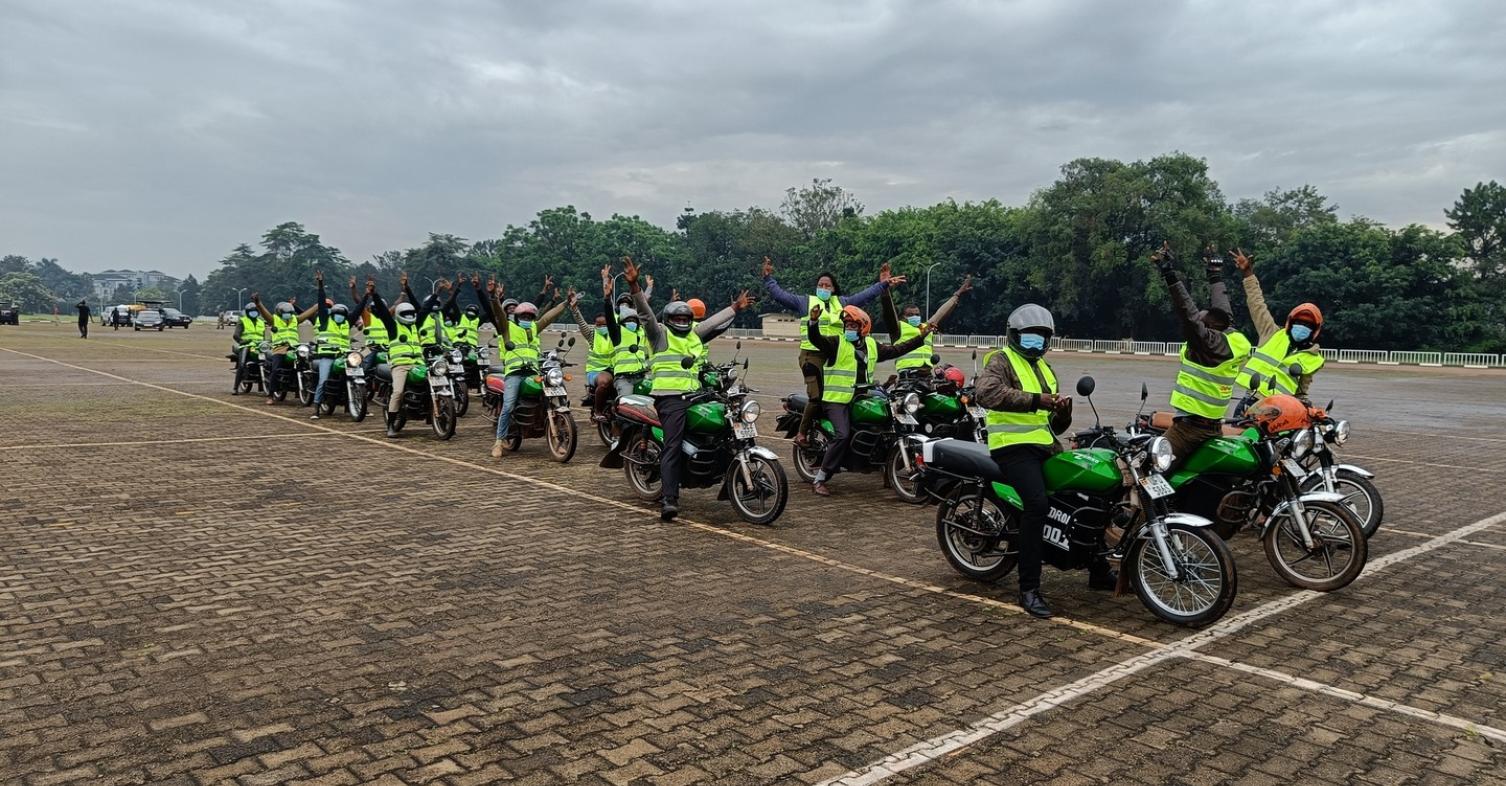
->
xmin=763 ymin=276 xmax=889 ymax=315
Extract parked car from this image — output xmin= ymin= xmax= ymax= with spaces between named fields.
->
xmin=161 ymin=307 xmax=193 ymax=328
xmin=108 ymin=306 xmax=134 ymax=328
xmin=218 ymin=310 xmax=239 ymax=329
xmin=0 ymin=302 xmax=18 ymax=326
xmin=134 ymin=310 xmax=165 ymax=331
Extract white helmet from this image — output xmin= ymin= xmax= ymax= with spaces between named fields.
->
xmin=394 ymin=302 xmax=418 ymax=325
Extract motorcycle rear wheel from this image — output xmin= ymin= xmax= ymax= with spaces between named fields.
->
xmin=1127 ymin=521 xmax=1237 ymax=627
xmin=1300 ymin=470 xmax=1383 ymax=538
xmin=727 ymin=455 xmax=789 ymax=525
xmin=623 ymin=435 xmax=663 ymax=501
xmin=935 ymin=490 xmax=1017 ymax=583
xmin=790 ymin=432 xmax=828 ymax=484
xmin=1263 ymin=499 xmax=1367 ymax=591
xmin=885 ymin=444 xmax=923 ymax=504
xmin=546 ymin=409 xmax=577 ymax=463
xmin=431 ymin=397 xmax=456 ymax=440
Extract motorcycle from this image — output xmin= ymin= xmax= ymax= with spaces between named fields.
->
xmin=920 ymin=375 xmax=1238 ymax=627
xmin=305 ymin=349 xmax=369 ymax=422
xmin=231 ymin=342 xmax=267 ymax=396
xmin=483 ymin=336 xmax=579 ymax=462
xmin=776 ymin=378 xmax=927 ymax=500
xmin=443 ymin=345 xmax=471 ymax=417
xmin=602 ymin=344 xmax=789 ymax=525
xmin=372 ymin=347 xmax=458 ymax=439
xmin=1111 ymin=376 xmax=1367 ymax=592
xmin=1297 ymin=402 xmax=1381 ymax=537
xmin=887 ymin=351 xmax=992 ymax=503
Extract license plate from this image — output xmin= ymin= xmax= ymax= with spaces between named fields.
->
xmin=896 ymin=413 xmax=918 ymax=426
xmin=1140 ymin=474 xmax=1175 ymax=499
xmin=1281 ymin=458 xmax=1307 ymax=479
xmin=733 ymin=421 xmax=758 ymax=440
xmin=544 ymin=386 xmax=567 ymax=397
xmin=967 ymin=406 xmax=988 ymax=420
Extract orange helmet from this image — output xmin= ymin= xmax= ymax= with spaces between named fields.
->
xmin=1286 ymin=302 xmax=1323 ymax=344
xmin=840 ymin=305 xmax=872 ymax=337
xmin=686 ymin=298 xmax=706 ymax=320
xmin=1247 ymin=394 xmax=1314 ymax=435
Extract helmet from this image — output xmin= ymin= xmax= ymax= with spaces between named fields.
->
xmin=616 ymin=293 xmax=634 ymax=308
xmin=663 ymin=301 xmax=694 ymax=333
xmin=618 ymin=305 xmax=639 ymax=322
xmin=839 ymin=305 xmax=872 ymax=338
xmin=1006 ymin=303 xmax=1054 ymax=358
xmin=501 ymin=298 xmax=519 ymax=314
xmin=686 ymin=298 xmax=706 ymax=320
xmin=513 ymin=302 xmax=538 ymax=320
xmin=330 ymin=304 xmax=349 ymax=320
xmin=243 ymin=303 xmax=258 ymax=317
xmin=1247 ymin=393 xmax=1313 ymax=435
xmin=933 ymin=364 xmax=965 ymax=390
xmin=394 ymin=302 xmax=418 ymax=325
xmin=275 ymin=301 xmax=294 ymax=318
xmin=1286 ymin=303 xmax=1323 ymax=346
xmin=464 ymin=304 xmax=479 ymax=318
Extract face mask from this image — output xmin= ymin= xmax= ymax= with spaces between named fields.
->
xmin=816 ymin=287 xmax=833 ymax=302
xmin=906 ymin=315 xmax=922 ymax=327
xmin=1290 ymin=324 xmax=1313 ymax=342
xmin=623 ymin=322 xmax=638 ymax=333
xmin=1018 ymin=333 xmax=1046 ymax=352
xmin=332 ymin=314 xmax=346 ymax=324
xmin=245 ymin=312 xmax=257 ymax=319
xmin=596 ymin=326 xmax=608 ymax=336
xmin=518 ymin=320 xmax=533 ymax=330
xmin=843 ymin=329 xmax=859 ymax=342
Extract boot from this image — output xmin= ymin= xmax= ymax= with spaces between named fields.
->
xmin=385 ymin=412 xmax=399 ymax=438
xmin=660 ymin=497 xmax=679 ymax=521
xmin=491 ymin=439 xmax=506 ymax=458
xmin=1019 ymin=589 xmax=1053 ymax=619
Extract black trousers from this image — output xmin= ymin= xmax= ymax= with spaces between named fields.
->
xmin=992 ymin=444 xmax=1052 ymax=593
xmin=77 ymin=318 xmax=88 ymax=338
xmin=819 ymin=402 xmax=853 ymax=478
xmin=656 ymin=394 xmax=693 ymax=501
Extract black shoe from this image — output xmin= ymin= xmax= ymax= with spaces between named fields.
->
xmin=1088 ymin=570 xmax=1118 ymax=592
xmin=385 ymin=414 xmax=399 ymax=438
xmin=1019 ymin=590 xmax=1053 ymax=619
xmin=660 ymin=498 xmax=679 ymax=521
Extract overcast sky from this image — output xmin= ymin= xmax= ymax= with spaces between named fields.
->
xmin=3 ymin=0 xmax=1502 ymax=278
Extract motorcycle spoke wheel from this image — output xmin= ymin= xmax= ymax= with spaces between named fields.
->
xmin=547 ymin=411 xmax=577 ymax=463
xmin=1130 ymin=522 xmax=1237 ymax=627
xmin=934 ymin=493 xmax=1017 ymax=582
xmin=623 ymin=437 xmax=663 ymax=501
xmin=1262 ymin=500 xmax=1367 ymax=592
xmin=728 ymin=456 xmax=789 ymax=525
xmin=886 ymin=445 xmax=923 ymax=504
xmin=790 ymin=434 xmax=827 ymax=484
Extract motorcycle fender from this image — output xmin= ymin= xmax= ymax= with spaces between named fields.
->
xmin=1152 ymin=512 xmax=1217 ymax=529
xmin=1265 ymin=491 xmax=1346 ymax=526
xmin=600 ymin=424 xmax=635 ymax=469
xmin=740 ymin=445 xmax=780 ymax=462
xmin=1334 ymin=463 xmax=1375 ymax=479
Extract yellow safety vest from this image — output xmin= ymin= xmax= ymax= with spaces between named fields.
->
xmin=363 ymin=312 xmax=389 ymax=347
xmin=1236 ymin=331 xmax=1324 ymax=395
xmin=270 ymin=314 xmax=300 ymax=347
xmin=983 ymin=347 xmax=1058 ymax=449
xmin=822 ymin=336 xmax=878 ymax=405
xmin=649 ymin=331 xmax=705 ymax=394
xmin=388 ymin=321 xmax=423 ymax=366
xmin=895 ymin=321 xmax=934 ymax=370
xmin=448 ymin=314 xmax=480 ymax=346
xmin=502 ymin=320 xmax=540 ymax=374
xmin=613 ymin=329 xmax=647 ymax=375
xmin=801 ymin=295 xmax=844 ymax=352
xmin=315 ymin=317 xmax=352 ymax=355
xmin=1170 ymin=331 xmax=1253 ymax=418
xmin=238 ymin=316 xmax=263 ymax=349
xmin=587 ymin=330 xmax=614 ymax=373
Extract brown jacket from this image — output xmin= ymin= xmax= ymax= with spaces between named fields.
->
xmin=974 ymin=349 xmax=1072 ymax=453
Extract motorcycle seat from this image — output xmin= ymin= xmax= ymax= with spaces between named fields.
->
xmin=487 ymin=364 xmax=508 ymax=374
xmin=785 ymin=393 xmax=810 ymax=412
xmin=615 ymin=393 xmax=661 ymax=426
xmin=1147 ymin=410 xmax=1246 ymax=437
xmin=927 ymin=439 xmax=1004 ymax=483
xmin=374 ymin=364 xmax=393 ymax=382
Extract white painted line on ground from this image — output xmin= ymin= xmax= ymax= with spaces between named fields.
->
xmin=0 ymin=432 xmax=364 ymax=451
xmin=1460 ymin=539 xmax=1506 ymax=552
xmin=819 ymin=509 xmax=1506 ymax=785
xmin=1343 ymin=453 xmax=1505 ymax=474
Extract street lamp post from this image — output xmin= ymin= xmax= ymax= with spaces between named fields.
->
xmin=923 ymin=262 xmax=943 ymax=318
xmin=423 ymin=277 xmax=440 ymax=294
xmin=234 ymin=287 xmax=247 ymax=308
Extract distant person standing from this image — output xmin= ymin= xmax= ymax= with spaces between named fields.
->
xmin=75 ymin=300 xmax=90 ymax=338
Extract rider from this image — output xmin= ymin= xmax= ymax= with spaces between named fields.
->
xmin=883 ymin=274 xmax=973 ymax=375
xmin=350 ymin=276 xmax=389 ymax=376
xmin=1149 ymin=243 xmax=1252 ymax=467
xmin=975 ymin=304 xmax=1109 ymax=619
xmin=366 ymin=273 xmax=442 ymax=438
xmin=229 ymin=301 xmax=265 ymax=395
xmin=308 ymin=272 xmax=357 ymax=420
xmin=762 ymin=256 xmax=903 ymax=445
xmin=1232 ymin=249 xmax=1325 ymax=407
xmin=623 ymin=256 xmax=750 ymax=521
xmin=566 ymin=282 xmax=612 ymax=404
xmin=591 ymin=272 xmax=654 ymax=421
xmin=483 ymin=278 xmax=568 ymax=458
xmin=251 ymin=293 xmax=317 ymax=405
xmin=804 ymin=303 xmax=933 ymax=497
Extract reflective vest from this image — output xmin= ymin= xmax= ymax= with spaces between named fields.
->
xmin=418 ymin=312 xmax=445 ymax=348
xmin=237 ymin=316 xmax=264 ymax=349
xmin=316 ymin=317 xmax=352 ymax=355
xmin=613 ymin=329 xmax=647 ymax=375
xmin=895 ymin=321 xmax=934 ymax=370
xmin=587 ymin=330 xmax=614 ymax=373
xmin=649 ymin=330 xmax=705 ymax=394
xmin=363 ymin=312 xmax=389 ymax=347
xmin=983 ymin=346 xmax=1058 ymax=449
xmin=449 ymin=314 xmax=480 ymax=346
xmin=800 ymin=295 xmax=844 ymax=352
xmin=388 ymin=321 xmax=423 ymax=366
xmin=1170 ymin=330 xmax=1253 ymax=419
xmin=1236 ymin=331 xmax=1325 ymax=396
xmin=692 ymin=321 xmax=710 ymax=369
xmin=270 ymin=314 xmax=300 ymax=347
xmin=502 ymin=320 xmax=540 ymax=374
xmin=822 ymin=336 xmax=878 ymax=405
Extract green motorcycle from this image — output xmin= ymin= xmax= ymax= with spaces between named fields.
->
xmin=919 ymin=376 xmax=1238 ymax=627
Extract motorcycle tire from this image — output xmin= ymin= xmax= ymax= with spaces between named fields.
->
xmin=1262 ymin=499 xmax=1367 ymax=592
xmin=235 ymin=378 xmax=254 ymax=395
xmin=297 ymin=375 xmax=314 ymax=407
xmin=392 ymin=411 xmax=407 ymax=432
xmin=726 ymin=455 xmax=789 ymax=526
xmin=790 ymin=432 xmax=828 ymax=484
xmin=546 ymin=409 xmax=577 ymax=463
xmin=347 ymin=383 xmax=368 ymax=422
xmin=431 ymin=397 xmax=457 ymax=440
xmin=1300 ymin=470 xmax=1384 ymax=538
xmin=1127 ymin=521 xmax=1238 ymax=627
xmin=453 ymin=384 xmax=470 ymax=418
xmin=623 ymin=435 xmax=663 ymax=501
xmin=935 ymin=490 xmax=1018 ymax=583
xmin=597 ymin=417 xmax=616 ymax=448
xmin=885 ymin=443 xmax=924 ymax=505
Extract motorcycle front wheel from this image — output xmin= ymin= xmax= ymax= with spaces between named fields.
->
xmin=453 ymin=384 xmax=470 ymax=418
xmin=935 ymin=490 xmax=1017 ymax=583
xmin=546 ymin=408 xmax=577 ymax=463
xmin=431 ymin=396 xmax=456 ymax=440
xmin=623 ymin=435 xmax=663 ymax=501
xmin=1127 ymin=521 xmax=1237 ymax=627
xmin=1263 ymin=499 xmax=1367 ymax=591
xmin=1300 ymin=470 xmax=1383 ymax=538
xmin=790 ymin=432 xmax=828 ymax=484
xmin=727 ymin=454 xmax=789 ymax=525
xmin=347 ymin=382 xmax=368 ymax=422
xmin=297 ymin=374 xmax=314 ymax=407
xmin=885 ymin=443 xmax=923 ymax=505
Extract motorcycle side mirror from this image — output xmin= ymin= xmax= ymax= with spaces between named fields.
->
xmin=567 ymin=336 xmax=576 ymax=347
xmin=1247 ymin=372 xmax=1263 ymax=392
xmin=1075 ymin=376 xmax=1095 ymax=397
xmin=1139 ymin=382 xmax=1148 ymax=402
xmin=1288 ymin=363 xmax=1304 ymax=382
xmin=1326 ymin=399 xmax=1335 ymax=412
xmin=930 ymin=354 xmax=942 ymax=365
xmin=736 ymin=340 xmax=742 ymax=350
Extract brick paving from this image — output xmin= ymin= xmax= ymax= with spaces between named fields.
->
xmin=2 ymin=324 xmax=1504 ymax=785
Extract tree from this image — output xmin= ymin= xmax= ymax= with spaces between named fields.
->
xmin=1445 ymin=181 xmax=1506 ymax=280
xmin=781 ymin=178 xmax=864 ymax=239
xmin=110 ymin=283 xmax=133 ymax=304
xmin=0 ymin=272 xmax=55 ymax=312
xmin=178 ymin=274 xmax=201 ymax=315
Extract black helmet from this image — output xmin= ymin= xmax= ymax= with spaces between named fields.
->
xmin=394 ymin=302 xmax=418 ymax=325
xmin=330 ymin=304 xmax=349 ymax=321
xmin=1006 ymin=303 xmax=1055 ymax=359
xmin=501 ymin=298 xmax=519 ymax=314
xmin=243 ymin=303 xmax=258 ymax=317
xmin=663 ymin=301 xmax=694 ymax=333
xmin=464 ymin=304 xmax=479 ymax=318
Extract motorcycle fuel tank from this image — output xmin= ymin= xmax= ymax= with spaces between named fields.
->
xmin=1044 ymin=448 xmax=1122 ymax=494
xmin=688 ymin=401 xmax=728 ymax=434
xmin=851 ymin=395 xmax=889 ymax=425
xmin=921 ymin=392 xmax=962 ymax=419
xmin=1178 ymin=435 xmax=1260 ymax=479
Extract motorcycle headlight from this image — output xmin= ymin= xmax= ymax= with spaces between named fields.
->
xmin=430 ymin=359 xmax=448 ymax=375
xmin=545 ymin=367 xmax=564 ymax=386
xmin=450 ymin=348 xmax=463 ymax=363
xmin=1291 ymin=428 xmax=1313 ymax=458
xmin=739 ymin=400 xmax=762 ymax=423
xmin=346 ymin=351 xmax=363 ymax=367
xmin=1149 ymin=436 xmax=1174 ymax=473
xmin=296 ymin=344 xmax=310 ymax=358
xmin=902 ymin=392 xmax=921 ymax=415
xmin=1332 ymin=420 xmax=1350 ymax=445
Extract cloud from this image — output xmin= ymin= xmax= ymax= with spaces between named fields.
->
xmin=1 ymin=0 xmax=1501 ymax=275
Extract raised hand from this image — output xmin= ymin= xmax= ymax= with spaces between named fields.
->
xmin=365 ymin=277 xmax=375 ymax=294
xmin=956 ymin=274 xmax=974 ymax=296
xmin=1149 ymin=241 xmax=1175 ymax=272
xmin=349 ymin=275 xmax=357 ymax=290
xmin=732 ymin=289 xmax=754 ymax=312
xmin=671 ymin=287 xmax=679 ymax=302
xmin=399 ymin=271 xmax=409 ymax=288
xmin=314 ymin=270 xmax=324 ymax=284
xmin=643 ymin=273 xmax=655 ymax=292
xmin=622 ymin=256 xmax=639 ymax=285
xmin=567 ymin=287 xmax=579 ymax=307
xmin=761 ymin=255 xmax=773 ymax=278
xmin=251 ymin=291 xmax=261 ymax=303
xmin=485 ymin=276 xmax=496 ymax=295
xmin=879 ymin=260 xmax=891 ymax=284
xmin=542 ymin=274 xmax=554 ymax=291
xmin=1231 ymin=248 xmax=1253 ymax=277
xmin=888 ymin=274 xmax=908 ymax=287
xmin=809 ymin=303 xmax=822 ymax=320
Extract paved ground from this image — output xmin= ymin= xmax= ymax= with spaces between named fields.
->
xmin=2 ymin=322 xmax=1505 ymax=786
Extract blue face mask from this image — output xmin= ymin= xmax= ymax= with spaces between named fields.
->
xmin=623 ymin=322 xmax=638 ymax=333
xmin=816 ymin=287 xmax=833 ymax=302
xmin=1290 ymin=324 xmax=1313 ymax=342
xmin=1018 ymin=333 xmax=1047 ymax=352
xmin=332 ymin=314 xmax=346 ymax=324
xmin=906 ymin=315 xmax=923 ymax=327
xmin=843 ymin=329 xmax=859 ymax=342
xmin=518 ymin=320 xmax=533 ymax=330
xmin=596 ymin=326 xmax=608 ymax=337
